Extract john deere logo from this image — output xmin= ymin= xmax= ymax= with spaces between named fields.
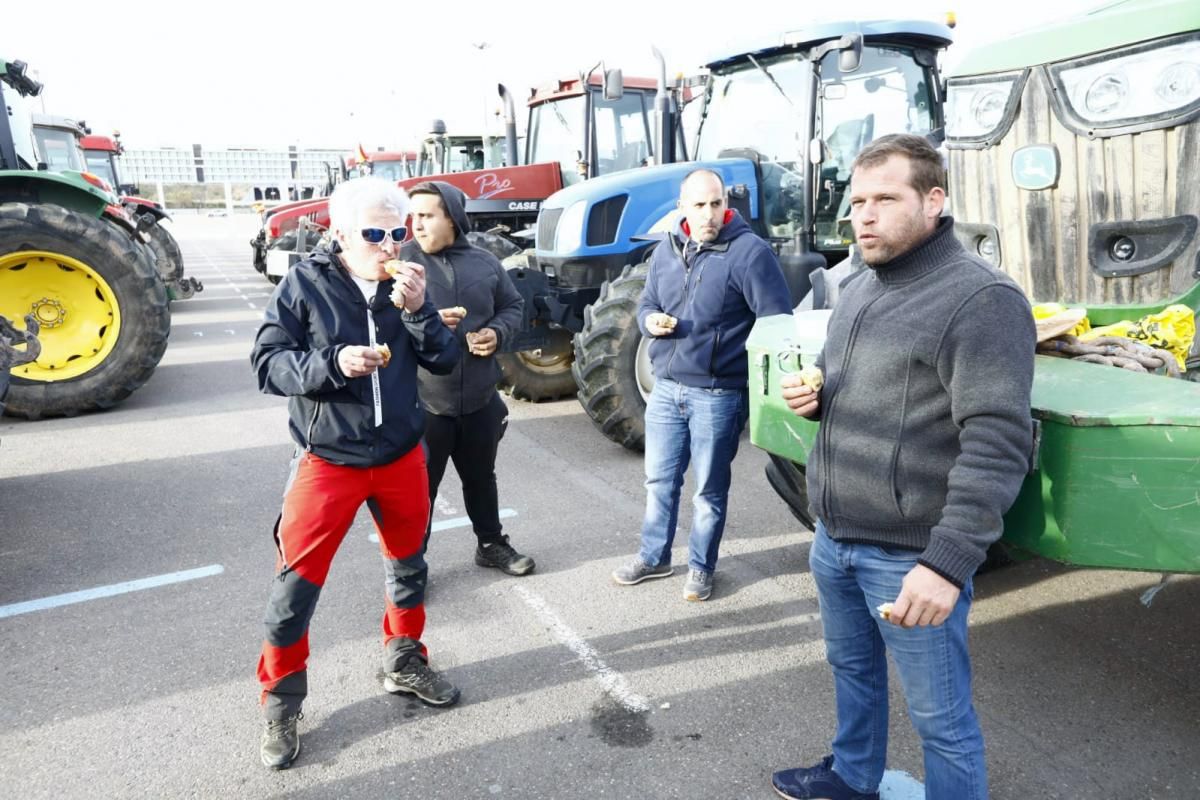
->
xmin=1012 ymin=145 xmax=1060 ymax=191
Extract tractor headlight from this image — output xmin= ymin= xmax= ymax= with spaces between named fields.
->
xmin=1050 ymin=33 xmax=1200 ymax=129
xmin=553 ymin=200 xmax=587 ymax=254
xmin=945 ymin=72 xmax=1022 ymax=143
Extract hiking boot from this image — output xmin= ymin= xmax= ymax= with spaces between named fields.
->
xmin=611 ymin=557 xmax=673 ymax=585
xmin=475 ymin=536 xmax=535 ymax=576
xmin=260 ymin=712 xmax=302 ymax=770
xmin=384 ymin=659 xmax=461 ymax=707
xmin=771 ymin=755 xmax=879 ymax=800
xmin=683 ymin=568 xmax=713 ymax=601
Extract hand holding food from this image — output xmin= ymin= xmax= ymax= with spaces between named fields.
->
xmin=781 ymin=373 xmax=821 ymax=418
xmin=438 ymin=306 xmax=468 ymax=332
xmin=646 ymin=312 xmax=677 ymax=337
xmin=798 ymin=365 xmax=824 ymax=391
xmin=465 ymin=327 xmax=499 ymax=357
xmin=375 ymin=343 xmax=392 ymax=368
xmin=385 ymin=260 xmax=427 ymax=312
xmin=338 ymin=344 xmax=384 ymax=378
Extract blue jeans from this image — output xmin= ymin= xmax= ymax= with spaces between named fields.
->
xmin=639 ymin=378 xmax=747 ymax=574
xmin=809 ymin=522 xmax=987 ymax=800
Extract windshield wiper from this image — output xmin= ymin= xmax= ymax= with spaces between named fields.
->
xmin=747 ymin=54 xmax=794 ymax=107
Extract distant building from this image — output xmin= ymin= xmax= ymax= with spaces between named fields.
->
xmin=123 ymin=145 xmax=348 ymax=183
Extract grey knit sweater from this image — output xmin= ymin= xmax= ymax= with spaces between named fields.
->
xmin=807 ymin=218 xmax=1036 ymax=586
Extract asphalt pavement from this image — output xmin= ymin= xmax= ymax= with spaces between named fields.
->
xmin=1 ymin=213 xmax=1196 ymax=799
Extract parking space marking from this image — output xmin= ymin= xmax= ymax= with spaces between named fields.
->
xmin=0 ymin=565 xmax=225 ymax=619
xmin=368 ymin=508 xmax=517 ymax=543
xmin=197 ymin=250 xmax=263 ymax=312
xmin=513 ymin=584 xmax=651 ymax=714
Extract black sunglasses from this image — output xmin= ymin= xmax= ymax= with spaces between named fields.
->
xmin=359 ymin=226 xmax=407 ymax=244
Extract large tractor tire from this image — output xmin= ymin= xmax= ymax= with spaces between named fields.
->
xmin=145 ymin=222 xmax=184 ymax=284
xmin=0 ymin=202 xmax=171 ymax=419
xmin=467 ymin=231 xmax=522 ymax=262
xmin=496 ymin=327 xmax=577 ymax=402
xmin=572 ymin=261 xmax=655 ymax=451
xmin=265 ymin=229 xmax=323 ymax=285
xmin=765 ymin=454 xmax=816 ymax=530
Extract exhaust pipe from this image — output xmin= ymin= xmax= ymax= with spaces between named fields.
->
xmin=498 ymin=84 xmax=520 ymax=167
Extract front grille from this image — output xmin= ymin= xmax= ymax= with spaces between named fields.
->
xmin=586 ymin=194 xmax=628 ymax=246
xmin=537 ymin=207 xmax=563 ymax=252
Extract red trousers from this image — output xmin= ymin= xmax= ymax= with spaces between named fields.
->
xmin=257 ymin=445 xmax=431 ymax=718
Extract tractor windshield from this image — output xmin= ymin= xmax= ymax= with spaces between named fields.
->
xmin=527 ymin=89 xmax=653 ymax=186
xmin=33 ymin=126 xmax=86 ymax=172
xmin=369 ymin=160 xmax=412 ymax=181
xmin=812 ymin=45 xmax=938 ymax=248
xmin=85 ymin=151 xmax=120 ymax=188
xmin=695 ymin=55 xmax=812 ymax=238
xmin=528 ymin=95 xmax=586 ymax=185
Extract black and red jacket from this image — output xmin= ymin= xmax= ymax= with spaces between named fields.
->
xmin=252 ymin=247 xmax=459 ymax=467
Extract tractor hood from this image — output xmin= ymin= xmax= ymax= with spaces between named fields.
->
xmin=950 ymin=0 xmax=1200 ymax=77
xmin=535 ymin=159 xmax=760 ymax=258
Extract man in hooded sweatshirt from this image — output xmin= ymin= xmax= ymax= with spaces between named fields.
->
xmin=612 ymin=168 xmax=792 ymax=601
xmin=400 ymin=181 xmax=534 ymax=576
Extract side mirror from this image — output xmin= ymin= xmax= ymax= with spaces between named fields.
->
xmin=603 ymin=68 xmax=624 ymax=101
xmin=838 ymin=33 xmax=863 ymax=74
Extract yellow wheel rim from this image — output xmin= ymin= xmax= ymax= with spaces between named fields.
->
xmin=0 ymin=250 xmax=123 ymax=382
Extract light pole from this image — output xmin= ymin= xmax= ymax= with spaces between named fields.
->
xmin=471 ymin=42 xmax=491 ymax=167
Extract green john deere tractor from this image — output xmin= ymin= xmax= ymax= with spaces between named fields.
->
xmin=750 ymin=0 xmax=1200 ymax=575
xmin=0 ymin=58 xmax=170 ymax=418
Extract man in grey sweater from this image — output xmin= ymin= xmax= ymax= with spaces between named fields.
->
xmin=772 ymin=135 xmax=1035 ymax=800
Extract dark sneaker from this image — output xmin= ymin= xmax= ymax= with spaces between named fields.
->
xmin=384 ymin=660 xmax=461 ymax=706
xmin=771 ymin=755 xmax=879 ymax=800
xmin=683 ymin=568 xmax=713 ymax=601
xmin=260 ymin=712 xmax=302 ymax=770
xmin=475 ymin=537 xmax=535 ymax=576
xmin=611 ymin=557 xmax=673 ymax=585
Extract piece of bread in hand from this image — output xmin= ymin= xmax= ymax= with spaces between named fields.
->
xmin=384 ymin=260 xmax=404 ymax=277
xmin=799 ymin=366 xmax=824 ymax=391
xmin=376 ymin=343 xmax=392 ymax=368
xmin=877 ymin=602 xmax=894 ymax=621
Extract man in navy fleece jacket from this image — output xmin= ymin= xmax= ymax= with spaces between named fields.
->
xmin=611 ymin=168 xmax=792 ymax=601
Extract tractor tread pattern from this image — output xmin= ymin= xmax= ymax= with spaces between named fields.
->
xmin=571 ymin=261 xmax=650 ymax=451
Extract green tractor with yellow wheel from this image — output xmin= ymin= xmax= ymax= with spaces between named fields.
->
xmin=0 ymin=58 xmax=170 ymax=418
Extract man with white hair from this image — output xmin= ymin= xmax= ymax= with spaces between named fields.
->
xmin=251 ymin=176 xmax=461 ymax=770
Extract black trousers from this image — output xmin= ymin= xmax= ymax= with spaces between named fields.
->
xmin=424 ymin=392 xmax=508 ymax=547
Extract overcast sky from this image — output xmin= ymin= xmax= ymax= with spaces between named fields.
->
xmin=8 ymin=0 xmax=1101 ymax=151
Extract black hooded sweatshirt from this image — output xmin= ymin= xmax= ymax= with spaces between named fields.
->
xmin=400 ymin=181 xmax=524 ymax=416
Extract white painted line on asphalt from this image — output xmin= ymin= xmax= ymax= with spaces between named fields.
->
xmin=434 ymin=494 xmax=458 ymax=516
xmin=0 ymin=565 xmax=225 ymax=619
xmin=513 ymin=584 xmax=651 ymax=714
xmin=880 ymin=769 xmax=925 ymax=799
xmin=368 ymin=508 xmax=517 ymax=542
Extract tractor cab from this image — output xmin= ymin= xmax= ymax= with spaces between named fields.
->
xmin=31 ymin=115 xmax=95 ymax=178
xmin=526 ymin=73 xmax=664 ymax=187
xmin=80 ymin=132 xmax=137 ymax=196
xmin=690 ymin=21 xmax=951 ymax=263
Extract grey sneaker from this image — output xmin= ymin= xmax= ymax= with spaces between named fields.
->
xmin=260 ymin=712 xmax=302 ymax=770
xmin=384 ymin=660 xmax=461 ymax=706
xmin=683 ymin=569 xmax=713 ymax=601
xmin=612 ymin=557 xmax=673 ymax=585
